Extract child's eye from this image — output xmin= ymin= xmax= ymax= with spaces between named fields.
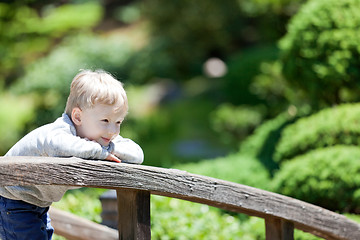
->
xmin=102 ymin=119 xmax=109 ymax=123
xmin=116 ymin=121 xmax=122 ymax=125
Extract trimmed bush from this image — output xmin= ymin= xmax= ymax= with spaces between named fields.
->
xmin=280 ymin=0 xmax=360 ymax=106
xmin=272 ymin=145 xmax=360 ymax=213
xmin=239 ymin=111 xmax=298 ymax=173
xmin=274 ymin=103 xmax=360 ymax=163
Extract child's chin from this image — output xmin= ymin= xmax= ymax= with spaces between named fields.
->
xmin=100 ymin=141 xmax=110 ymax=147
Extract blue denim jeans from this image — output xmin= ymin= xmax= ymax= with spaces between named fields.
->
xmin=0 ymin=196 xmax=54 ymax=240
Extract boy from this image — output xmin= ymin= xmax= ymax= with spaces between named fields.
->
xmin=0 ymin=69 xmax=143 ymax=240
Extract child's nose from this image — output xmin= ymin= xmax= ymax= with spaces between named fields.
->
xmin=108 ymin=124 xmax=118 ymax=135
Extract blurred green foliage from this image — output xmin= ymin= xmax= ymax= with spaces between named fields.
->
xmin=0 ymin=1 xmax=102 ymax=84
xmin=151 ymin=196 xmax=262 ymax=240
xmin=275 ymin=104 xmax=360 ymax=163
xmin=222 ymin=45 xmax=279 ymax=105
xmin=280 ymin=0 xmax=360 ymax=107
xmin=251 ymin=60 xmax=307 ymax=111
xmin=0 ymin=92 xmax=35 ymax=154
xmin=210 ymin=104 xmax=266 ymax=148
xmin=123 ymin=97 xmax=223 ymax=167
xmin=272 ymin=145 xmax=360 ymax=213
xmin=137 ymin=0 xmax=244 ymax=81
xmin=130 ymin=0 xmax=305 ymax=84
xmin=52 ymin=188 xmax=105 ymax=223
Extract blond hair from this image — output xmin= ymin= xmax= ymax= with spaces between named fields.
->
xmin=65 ymin=69 xmax=128 ymax=116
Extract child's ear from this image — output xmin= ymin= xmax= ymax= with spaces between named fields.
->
xmin=71 ymin=107 xmax=82 ymax=126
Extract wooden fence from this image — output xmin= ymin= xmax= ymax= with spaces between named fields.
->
xmin=0 ymin=156 xmax=360 ymax=240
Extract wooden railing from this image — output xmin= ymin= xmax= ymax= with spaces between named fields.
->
xmin=0 ymin=156 xmax=360 ymax=240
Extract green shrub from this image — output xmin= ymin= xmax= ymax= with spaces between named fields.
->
xmin=223 ymin=45 xmax=279 ymax=105
xmin=239 ymin=111 xmax=297 ymax=173
xmin=151 ymin=195 xmax=265 ymax=240
xmin=210 ymin=104 xmax=266 ymax=148
xmin=294 ymin=230 xmax=322 ymax=240
xmin=272 ymin=145 xmax=360 ymax=213
xmin=52 ymin=188 xmax=106 ymax=223
xmin=251 ymin=60 xmax=310 ymax=111
xmin=175 ymin=153 xmax=271 ymax=190
xmin=52 ymin=188 xmax=106 ymax=240
xmin=274 ymin=103 xmax=360 ymax=163
xmin=280 ymin=0 xmax=360 ymax=107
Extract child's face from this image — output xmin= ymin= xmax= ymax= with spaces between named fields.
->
xmin=73 ymin=103 xmax=125 ymax=146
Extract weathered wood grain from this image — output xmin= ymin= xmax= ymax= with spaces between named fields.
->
xmin=281 ymin=220 xmax=294 ymax=240
xmin=116 ymin=189 xmax=150 ymax=240
xmin=0 ymin=156 xmax=359 ymax=240
xmin=265 ymin=218 xmax=294 ymax=240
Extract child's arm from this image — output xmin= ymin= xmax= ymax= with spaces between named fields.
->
xmin=43 ymin=129 xmax=118 ymax=162
xmin=109 ymin=135 xmax=144 ymax=164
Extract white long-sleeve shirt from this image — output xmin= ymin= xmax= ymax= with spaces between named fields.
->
xmin=0 ymin=113 xmax=143 ymax=207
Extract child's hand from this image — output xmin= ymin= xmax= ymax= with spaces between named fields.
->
xmin=105 ymin=153 xmax=122 ymax=163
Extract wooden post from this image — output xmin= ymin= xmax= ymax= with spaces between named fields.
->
xmin=265 ymin=218 xmax=294 ymax=240
xmin=281 ymin=220 xmax=294 ymax=240
xmin=116 ymin=189 xmax=151 ymax=240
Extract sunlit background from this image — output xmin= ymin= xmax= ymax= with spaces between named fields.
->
xmin=1 ymin=0 xmax=360 ymax=239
